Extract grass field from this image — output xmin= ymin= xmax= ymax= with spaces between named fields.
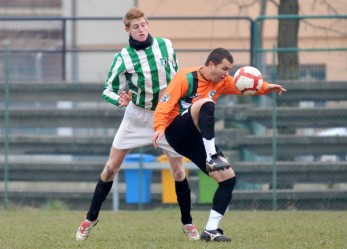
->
xmin=0 ymin=209 xmax=346 ymax=249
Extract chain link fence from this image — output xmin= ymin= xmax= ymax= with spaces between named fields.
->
xmin=0 ymin=15 xmax=346 ymax=210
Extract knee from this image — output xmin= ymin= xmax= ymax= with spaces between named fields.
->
xmin=101 ymin=163 xmax=119 ymax=181
xmin=168 ymin=156 xmax=185 ymax=181
xmin=172 ymin=169 xmax=186 ymax=181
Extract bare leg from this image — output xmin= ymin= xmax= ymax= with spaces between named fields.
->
xmin=101 ymin=147 xmax=130 ymax=182
xmin=86 ymin=147 xmax=130 ymax=221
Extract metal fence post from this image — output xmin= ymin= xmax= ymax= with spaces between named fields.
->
xmin=271 ymin=44 xmax=278 ymax=211
xmin=3 ymin=45 xmax=10 ymax=209
xmin=138 ymin=148 xmax=143 ymax=210
xmin=62 ymin=18 xmax=67 ymax=81
xmin=112 ymin=175 xmax=119 ymax=211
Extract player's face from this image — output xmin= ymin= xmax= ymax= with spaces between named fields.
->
xmin=210 ymin=58 xmax=233 ymax=83
xmin=126 ymin=17 xmax=149 ymax=42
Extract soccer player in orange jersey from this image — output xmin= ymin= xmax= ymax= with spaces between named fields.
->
xmin=153 ymin=48 xmax=286 ymax=242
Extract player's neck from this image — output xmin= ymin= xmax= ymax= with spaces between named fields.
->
xmin=198 ymin=66 xmax=211 ymax=82
xmin=129 ymin=33 xmax=153 ymax=50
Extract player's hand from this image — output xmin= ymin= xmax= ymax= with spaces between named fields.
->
xmin=118 ymin=91 xmax=132 ymax=107
xmin=266 ymin=84 xmax=287 ymax=95
xmin=152 ymin=131 xmax=164 ymax=149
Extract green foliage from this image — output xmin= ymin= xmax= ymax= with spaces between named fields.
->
xmin=0 ymin=210 xmax=346 ymax=249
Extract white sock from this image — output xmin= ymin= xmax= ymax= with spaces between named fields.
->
xmin=205 ymin=209 xmax=222 ymax=230
xmin=203 ymin=138 xmax=217 ymax=161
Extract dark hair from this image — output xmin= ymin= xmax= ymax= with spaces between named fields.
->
xmin=204 ymin=48 xmax=234 ymax=66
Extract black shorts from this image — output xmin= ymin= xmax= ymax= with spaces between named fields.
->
xmin=165 ymin=107 xmax=222 ymax=175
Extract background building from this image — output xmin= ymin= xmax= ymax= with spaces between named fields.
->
xmin=0 ymin=0 xmax=346 ymax=82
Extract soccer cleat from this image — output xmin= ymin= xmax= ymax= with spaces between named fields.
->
xmin=206 ymin=154 xmax=231 ymax=172
xmin=182 ymin=224 xmax=200 ymax=241
xmin=200 ymin=228 xmax=232 ymax=242
xmin=76 ymin=218 xmax=99 ymax=241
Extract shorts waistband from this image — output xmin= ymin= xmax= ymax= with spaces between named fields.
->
xmin=127 ymin=101 xmax=154 ymax=114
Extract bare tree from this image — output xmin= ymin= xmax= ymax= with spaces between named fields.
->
xmin=277 ymin=0 xmax=300 ymax=80
xmin=205 ymin=0 xmax=342 ymax=81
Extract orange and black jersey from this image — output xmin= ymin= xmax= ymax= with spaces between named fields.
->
xmin=154 ymin=66 xmax=270 ymax=133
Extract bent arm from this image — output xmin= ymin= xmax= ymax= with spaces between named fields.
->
xmin=101 ymin=53 xmax=128 ymax=107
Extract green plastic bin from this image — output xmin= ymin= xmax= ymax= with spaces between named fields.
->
xmin=198 ymin=171 xmax=218 ymax=203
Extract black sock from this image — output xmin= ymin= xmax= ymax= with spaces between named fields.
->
xmin=212 ymin=177 xmax=237 ymax=215
xmin=175 ymin=178 xmax=192 ymax=225
xmin=198 ymin=101 xmax=215 ymax=140
xmin=86 ymin=178 xmax=113 ymax=221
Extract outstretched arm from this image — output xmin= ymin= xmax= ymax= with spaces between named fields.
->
xmin=265 ymin=84 xmax=287 ymax=95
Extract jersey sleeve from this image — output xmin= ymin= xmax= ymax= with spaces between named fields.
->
xmin=222 ymin=76 xmax=243 ymax=95
xmin=222 ymin=76 xmax=270 ymax=96
xmin=165 ymin=38 xmax=179 ymax=73
xmin=255 ymin=81 xmax=270 ymax=95
xmin=101 ymin=52 xmax=128 ymax=107
xmin=172 ymin=46 xmax=179 ymax=73
xmin=154 ymin=74 xmax=189 ymax=132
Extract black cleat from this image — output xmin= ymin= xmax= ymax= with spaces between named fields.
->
xmin=206 ymin=154 xmax=231 ymax=172
xmin=200 ymin=228 xmax=232 ymax=242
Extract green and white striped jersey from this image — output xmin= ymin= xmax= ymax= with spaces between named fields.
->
xmin=102 ymin=37 xmax=178 ymax=110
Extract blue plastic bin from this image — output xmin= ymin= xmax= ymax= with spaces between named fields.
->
xmin=124 ymin=154 xmax=155 ymax=204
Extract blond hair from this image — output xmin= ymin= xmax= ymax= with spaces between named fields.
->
xmin=123 ymin=7 xmax=147 ymax=27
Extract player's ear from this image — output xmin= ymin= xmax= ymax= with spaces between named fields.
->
xmin=125 ymin=26 xmax=130 ymax=36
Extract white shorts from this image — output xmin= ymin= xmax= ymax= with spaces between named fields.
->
xmin=112 ymin=101 xmax=181 ymax=158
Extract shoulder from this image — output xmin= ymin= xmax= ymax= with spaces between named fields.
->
xmin=222 ymin=75 xmax=235 ymax=84
xmin=215 ymin=75 xmax=235 ymax=89
xmin=179 ymin=67 xmax=199 ymax=75
xmin=110 ymin=50 xmax=124 ymax=63
xmin=120 ymin=45 xmax=133 ymax=54
xmin=110 ymin=47 xmax=134 ymax=66
xmin=154 ymin=37 xmax=172 ymax=43
xmin=218 ymin=75 xmax=240 ymax=93
xmin=153 ymin=37 xmax=174 ymax=47
xmin=173 ymin=67 xmax=199 ymax=80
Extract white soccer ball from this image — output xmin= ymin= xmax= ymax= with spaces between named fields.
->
xmin=233 ymin=66 xmax=263 ymax=95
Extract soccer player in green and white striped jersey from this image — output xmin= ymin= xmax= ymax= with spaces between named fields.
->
xmin=102 ymin=35 xmax=178 ymax=110
xmin=76 ymin=7 xmax=199 ymax=242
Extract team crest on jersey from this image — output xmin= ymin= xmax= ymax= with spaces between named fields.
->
xmin=160 ymin=93 xmax=170 ymax=103
xmin=194 ymin=93 xmax=202 ymax=98
xmin=209 ymin=90 xmax=216 ymax=98
xmin=160 ymin=58 xmax=168 ymax=67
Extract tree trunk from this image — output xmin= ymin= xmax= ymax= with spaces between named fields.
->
xmin=277 ymin=0 xmax=300 ymax=80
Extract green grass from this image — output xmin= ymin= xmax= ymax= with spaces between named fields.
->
xmin=0 ymin=209 xmax=346 ymax=249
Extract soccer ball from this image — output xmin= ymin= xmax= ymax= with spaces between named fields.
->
xmin=233 ymin=66 xmax=263 ymax=95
